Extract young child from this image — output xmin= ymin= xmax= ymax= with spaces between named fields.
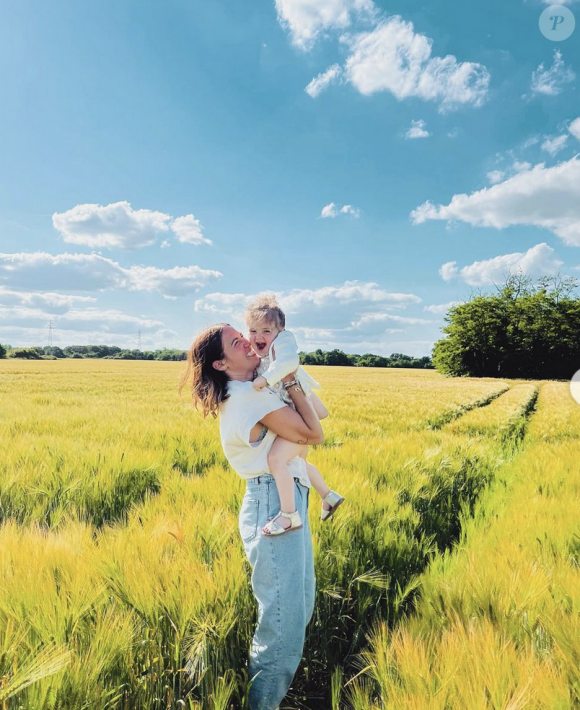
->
xmin=245 ymin=295 xmax=344 ymax=536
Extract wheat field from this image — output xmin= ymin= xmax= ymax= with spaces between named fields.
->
xmin=0 ymin=359 xmax=578 ymax=709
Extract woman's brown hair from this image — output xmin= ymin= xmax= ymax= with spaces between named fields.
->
xmin=179 ymin=323 xmax=230 ymax=418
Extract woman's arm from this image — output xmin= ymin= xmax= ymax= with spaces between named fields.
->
xmin=260 ymin=374 xmax=324 ymax=445
xmin=310 ymin=392 xmax=328 ymax=420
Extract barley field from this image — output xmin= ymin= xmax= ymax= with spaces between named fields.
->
xmin=0 ymin=359 xmax=578 ymax=709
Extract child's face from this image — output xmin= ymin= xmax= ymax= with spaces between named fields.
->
xmin=247 ymin=319 xmax=280 ymax=356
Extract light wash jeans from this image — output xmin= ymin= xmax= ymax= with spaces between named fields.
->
xmin=239 ymin=474 xmax=316 ymax=710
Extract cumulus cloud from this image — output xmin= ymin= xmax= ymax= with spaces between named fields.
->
xmin=320 ymin=202 xmax=360 ymax=218
xmin=405 ymin=119 xmax=430 ymax=139
xmin=339 ymin=17 xmax=490 ymax=112
xmin=439 ymin=261 xmax=459 ymax=281
xmin=423 ymin=301 xmax=463 ymax=314
xmin=541 ymin=134 xmax=569 ymax=155
xmin=305 ymin=64 xmax=342 ymax=97
xmin=193 ymin=280 xmax=424 ymax=344
xmin=530 ymin=50 xmax=575 ymax=97
xmin=52 ymin=201 xmax=212 ymax=249
xmin=0 ymin=305 xmax=165 ymax=332
xmin=569 ymin=117 xmax=580 ymax=141
xmin=487 ymin=170 xmax=505 ymax=184
xmin=193 ymin=280 xmax=438 ymax=356
xmin=275 ymin=0 xmax=375 ymax=49
xmin=0 ymin=302 xmax=177 ymax=350
xmin=0 ymin=252 xmax=222 ymax=297
xmin=411 ymin=156 xmax=580 ymax=246
xmin=52 ymin=202 xmax=172 ymax=249
xmin=0 ymin=287 xmax=96 ymax=315
xmin=438 ymin=243 xmax=563 ymax=287
xmin=171 ymin=214 xmax=211 ymax=245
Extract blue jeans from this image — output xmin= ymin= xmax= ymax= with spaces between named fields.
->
xmin=239 ymin=474 xmax=316 ymax=710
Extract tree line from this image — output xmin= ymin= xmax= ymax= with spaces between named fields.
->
xmin=0 ymin=345 xmax=188 ymax=361
xmin=300 ymin=349 xmax=433 ymax=369
xmin=0 ymin=343 xmax=433 ymax=368
xmin=433 ymin=273 xmax=580 ymax=380
xmin=4 ymin=274 xmax=577 ymax=380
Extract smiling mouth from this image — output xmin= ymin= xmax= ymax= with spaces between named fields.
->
xmin=255 ymin=342 xmax=267 ymax=352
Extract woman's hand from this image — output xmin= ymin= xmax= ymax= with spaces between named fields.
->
xmin=260 ymin=378 xmax=324 ymax=445
xmin=281 ymin=372 xmax=297 ymax=385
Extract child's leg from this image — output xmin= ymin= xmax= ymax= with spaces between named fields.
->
xmin=266 ymin=437 xmax=306 ymax=531
xmin=305 ymin=462 xmax=332 ymax=510
xmin=297 ymin=448 xmax=333 ymax=510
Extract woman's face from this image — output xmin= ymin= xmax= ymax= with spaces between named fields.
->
xmin=219 ymin=325 xmax=260 ymax=375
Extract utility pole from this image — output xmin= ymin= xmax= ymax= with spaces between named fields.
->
xmin=47 ymin=319 xmax=54 ymax=347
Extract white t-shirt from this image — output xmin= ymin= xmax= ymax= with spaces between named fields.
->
xmin=219 ymin=380 xmax=310 ymax=487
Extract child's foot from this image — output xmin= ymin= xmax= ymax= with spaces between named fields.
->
xmin=321 ymin=491 xmax=344 ymax=521
xmin=262 ymin=510 xmax=303 ymax=536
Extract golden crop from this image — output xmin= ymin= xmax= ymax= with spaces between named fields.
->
xmin=0 ymin=359 xmax=578 ymax=709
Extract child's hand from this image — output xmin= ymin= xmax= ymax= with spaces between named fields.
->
xmin=253 ymin=376 xmax=268 ymax=391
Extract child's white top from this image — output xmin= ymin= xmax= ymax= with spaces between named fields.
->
xmin=257 ymin=329 xmax=320 ymax=396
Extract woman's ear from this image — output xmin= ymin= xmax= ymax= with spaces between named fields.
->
xmin=212 ymin=359 xmax=227 ymax=372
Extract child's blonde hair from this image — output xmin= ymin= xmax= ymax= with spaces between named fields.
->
xmin=245 ymin=294 xmax=285 ymax=330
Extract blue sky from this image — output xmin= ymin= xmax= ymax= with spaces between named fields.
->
xmin=1 ymin=0 xmax=579 ymax=356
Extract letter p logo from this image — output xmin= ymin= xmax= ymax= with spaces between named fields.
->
xmin=540 ymin=5 xmax=575 ymax=40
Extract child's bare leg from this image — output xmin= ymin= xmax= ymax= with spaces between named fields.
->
xmin=266 ymin=437 xmax=306 ymax=531
xmin=305 ymin=462 xmax=332 ymax=510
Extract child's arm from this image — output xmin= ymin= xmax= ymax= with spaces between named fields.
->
xmin=260 ymin=330 xmax=300 ymax=387
xmin=310 ymin=392 xmax=328 ymax=420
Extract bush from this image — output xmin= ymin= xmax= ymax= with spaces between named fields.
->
xmin=8 ymin=347 xmax=43 ymax=360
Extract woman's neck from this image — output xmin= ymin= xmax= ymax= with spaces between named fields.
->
xmin=228 ymin=367 xmax=256 ymax=383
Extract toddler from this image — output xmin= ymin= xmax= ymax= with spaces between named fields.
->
xmin=246 ymin=295 xmax=344 ymax=536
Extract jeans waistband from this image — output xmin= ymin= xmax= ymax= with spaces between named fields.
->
xmin=246 ymin=473 xmax=302 ymax=487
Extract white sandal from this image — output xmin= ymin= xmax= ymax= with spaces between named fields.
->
xmin=321 ymin=490 xmax=345 ymax=521
xmin=262 ymin=510 xmax=303 ymax=536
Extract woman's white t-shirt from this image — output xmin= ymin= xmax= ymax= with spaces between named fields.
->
xmin=219 ymin=380 xmax=310 ymax=487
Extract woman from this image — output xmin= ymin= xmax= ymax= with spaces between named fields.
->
xmin=180 ymin=323 xmax=325 ymax=710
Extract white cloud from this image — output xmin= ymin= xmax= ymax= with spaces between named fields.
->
xmin=512 ymin=160 xmax=532 ymax=172
xmin=341 ymin=17 xmax=490 ymax=112
xmin=569 ymin=117 xmax=580 ymax=141
xmin=171 ymin=214 xmax=212 ymax=245
xmin=305 ymin=64 xmax=342 ymax=97
xmin=160 ymin=240 xmax=171 ymax=249
xmin=52 ymin=201 xmax=172 ymax=249
xmin=52 ymin=202 xmax=212 ymax=249
xmin=353 ymin=312 xmax=433 ymax=326
xmin=275 ymin=0 xmax=374 ymax=50
xmin=439 ymin=261 xmax=458 ymax=281
xmin=193 ymin=281 xmax=437 ymax=356
xmin=193 ymin=280 xmax=424 ymax=344
xmin=438 ymin=243 xmax=563 ymax=287
xmin=530 ymin=50 xmax=575 ymax=97
xmin=320 ymin=202 xmax=360 ymax=218
xmin=522 ymin=135 xmax=540 ymax=149
xmin=487 ymin=170 xmax=505 ymax=184
xmin=0 ymin=252 xmax=222 ymax=297
xmin=405 ymin=119 xmax=430 ymax=139
xmin=411 ymin=156 xmax=580 ymax=246
xmin=541 ymin=134 xmax=569 ymax=155
xmin=0 ymin=287 xmax=96 ymax=315
xmin=423 ymin=301 xmax=463 ymax=314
